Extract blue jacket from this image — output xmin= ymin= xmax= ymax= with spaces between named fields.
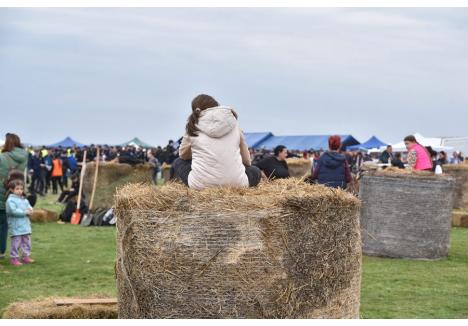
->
xmin=68 ymin=156 xmax=78 ymax=172
xmin=6 ymin=194 xmax=32 ymax=237
xmin=316 ymin=151 xmax=348 ymax=189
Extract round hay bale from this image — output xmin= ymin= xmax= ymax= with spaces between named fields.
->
xmin=2 ymin=297 xmax=117 ymax=319
xmin=115 ymin=179 xmax=362 ymax=319
xmin=286 ymin=158 xmax=311 ymax=178
xmin=443 ymin=164 xmax=468 ymax=209
xmin=452 ymin=210 xmax=468 ymax=227
xmin=83 ymin=162 xmax=152 ymax=209
xmin=29 ymin=208 xmax=58 ymax=223
xmin=359 ymin=172 xmax=456 ymax=259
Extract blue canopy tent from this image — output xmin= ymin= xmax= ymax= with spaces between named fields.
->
xmin=243 ymin=132 xmax=273 ymax=148
xmin=252 ymin=135 xmax=360 ymax=151
xmin=347 ymin=136 xmax=387 ymax=151
xmin=49 ymin=137 xmax=86 ymax=148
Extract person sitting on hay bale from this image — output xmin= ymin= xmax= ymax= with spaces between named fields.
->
xmin=404 ymin=135 xmax=433 ymax=171
xmin=172 ymin=94 xmax=262 ymax=189
xmin=307 ymin=135 xmax=352 ymax=189
xmin=255 ymin=145 xmax=290 ymax=180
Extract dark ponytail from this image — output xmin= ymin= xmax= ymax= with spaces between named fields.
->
xmin=186 ymin=94 xmax=219 ymax=137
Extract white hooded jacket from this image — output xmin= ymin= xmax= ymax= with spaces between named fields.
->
xmin=179 ymin=106 xmax=250 ymax=190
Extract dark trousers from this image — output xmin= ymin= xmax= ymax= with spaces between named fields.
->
xmin=0 ymin=210 xmax=7 ymax=255
xmin=172 ymin=158 xmax=262 ymax=187
xmin=51 ymin=176 xmax=63 ymax=194
xmin=29 ymin=174 xmax=43 ymax=195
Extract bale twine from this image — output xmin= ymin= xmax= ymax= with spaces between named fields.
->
xmin=359 ymin=171 xmax=456 ymax=259
xmin=83 ymin=162 xmax=152 ymax=209
xmin=115 ymin=179 xmax=362 ymax=319
xmin=452 ymin=210 xmax=468 ymax=227
xmin=286 ymin=158 xmax=311 ymax=178
xmin=2 ymin=297 xmax=117 ymax=319
xmin=30 ymin=208 xmax=58 ymax=223
xmin=443 ymin=164 xmax=468 ymax=209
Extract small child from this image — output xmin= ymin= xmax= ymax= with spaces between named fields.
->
xmin=5 ymin=179 xmax=34 ymax=266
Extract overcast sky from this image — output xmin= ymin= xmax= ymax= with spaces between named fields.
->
xmin=1 ymin=8 xmax=467 ymax=146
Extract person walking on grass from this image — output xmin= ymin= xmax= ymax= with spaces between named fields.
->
xmin=0 ymin=133 xmax=28 ymax=260
xmin=173 ymin=94 xmax=262 ymax=189
xmin=6 ymin=179 xmax=34 ymax=266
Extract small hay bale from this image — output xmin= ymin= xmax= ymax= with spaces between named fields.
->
xmin=2 ymin=297 xmax=117 ymax=319
xmin=359 ymin=171 xmax=456 ymax=259
xmin=286 ymin=158 xmax=311 ymax=178
xmin=83 ymin=162 xmax=152 ymax=209
xmin=115 ymin=179 xmax=362 ymax=319
xmin=452 ymin=210 xmax=468 ymax=227
xmin=443 ymin=164 xmax=468 ymax=209
xmin=29 ymin=208 xmax=58 ymax=223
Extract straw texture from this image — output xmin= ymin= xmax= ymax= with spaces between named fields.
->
xmin=443 ymin=164 xmax=468 ymax=209
xmin=83 ymin=162 xmax=152 ymax=209
xmin=286 ymin=158 xmax=311 ymax=178
xmin=115 ymin=179 xmax=362 ymax=319
xmin=2 ymin=297 xmax=117 ymax=319
xmin=359 ymin=172 xmax=456 ymax=259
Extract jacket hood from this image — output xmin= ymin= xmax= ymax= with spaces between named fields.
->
xmin=196 ymin=106 xmax=237 ymax=138
xmin=322 ymin=151 xmax=346 ymax=169
xmin=4 ymin=147 xmax=28 ymax=165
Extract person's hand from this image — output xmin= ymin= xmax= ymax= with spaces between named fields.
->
xmin=26 ymin=208 xmax=33 ymax=216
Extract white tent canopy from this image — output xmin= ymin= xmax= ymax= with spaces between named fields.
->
xmin=441 ymin=137 xmax=468 ymax=155
xmin=0 ymin=139 xmax=4 ymax=147
xmin=391 ymin=133 xmax=453 ymax=152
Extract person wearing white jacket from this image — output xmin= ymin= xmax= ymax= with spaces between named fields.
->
xmin=173 ymin=94 xmax=261 ymax=190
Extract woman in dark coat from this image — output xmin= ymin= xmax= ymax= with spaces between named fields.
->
xmin=310 ymin=135 xmax=352 ymax=189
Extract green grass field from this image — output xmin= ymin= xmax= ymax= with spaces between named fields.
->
xmin=0 ymin=194 xmax=467 ymax=318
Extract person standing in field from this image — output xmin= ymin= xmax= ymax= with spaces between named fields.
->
xmin=51 ymin=153 xmax=64 ymax=194
xmin=404 ymin=135 xmax=433 ymax=171
xmin=0 ymin=133 xmax=28 ymax=260
xmin=309 ymin=135 xmax=352 ymax=189
xmin=5 ymin=179 xmax=34 ymax=266
xmin=173 ymin=94 xmax=261 ymax=189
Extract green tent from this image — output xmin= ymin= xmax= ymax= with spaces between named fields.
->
xmin=119 ymin=137 xmax=154 ymax=148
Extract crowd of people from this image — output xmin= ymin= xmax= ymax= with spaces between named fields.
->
xmin=0 ymin=94 xmax=466 ymax=267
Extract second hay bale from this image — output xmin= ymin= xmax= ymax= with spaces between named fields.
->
xmin=115 ymin=179 xmax=362 ymax=319
xmin=443 ymin=164 xmax=468 ymax=209
xmin=83 ymin=162 xmax=152 ymax=209
xmin=2 ymin=297 xmax=117 ymax=319
xmin=286 ymin=158 xmax=311 ymax=178
xmin=359 ymin=172 xmax=456 ymax=259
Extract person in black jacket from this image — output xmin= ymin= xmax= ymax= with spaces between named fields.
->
xmin=310 ymin=135 xmax=352 ymax=189
xmin=379 ymin=145 xmax=394 ymax=164
xmin=391 ymin=152 xmax=405 ymax=169
xmin=255 ymin=145 xmax=290 ymax=180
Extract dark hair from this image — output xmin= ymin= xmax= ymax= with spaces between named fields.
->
xmin=8 ymin=178 xmax=24 ymax=189
xmin=404 ymin=135 xmax=417 ymax=143
xmin=328 ymin=135 xmax=342 ymax=151
xmin=274 ymin=145 xmax=287 ymax=156
xmin=2 ymin=133 xmax=23 ymax=153
xmin=387 ymin=145 xmax=392 ymax=149
xmin=185 ymin=94 xmax=220 ymax=137
xmin=395 ymin=152 xmax=402 ymax=159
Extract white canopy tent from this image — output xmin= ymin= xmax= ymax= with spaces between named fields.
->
xmin=441 ymin=137 xmax=468 ymax=155
xmin=390 ymin=133 xmax=453 ymax=152
xmin=0 ymin=139 xmax=4 ymax=147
